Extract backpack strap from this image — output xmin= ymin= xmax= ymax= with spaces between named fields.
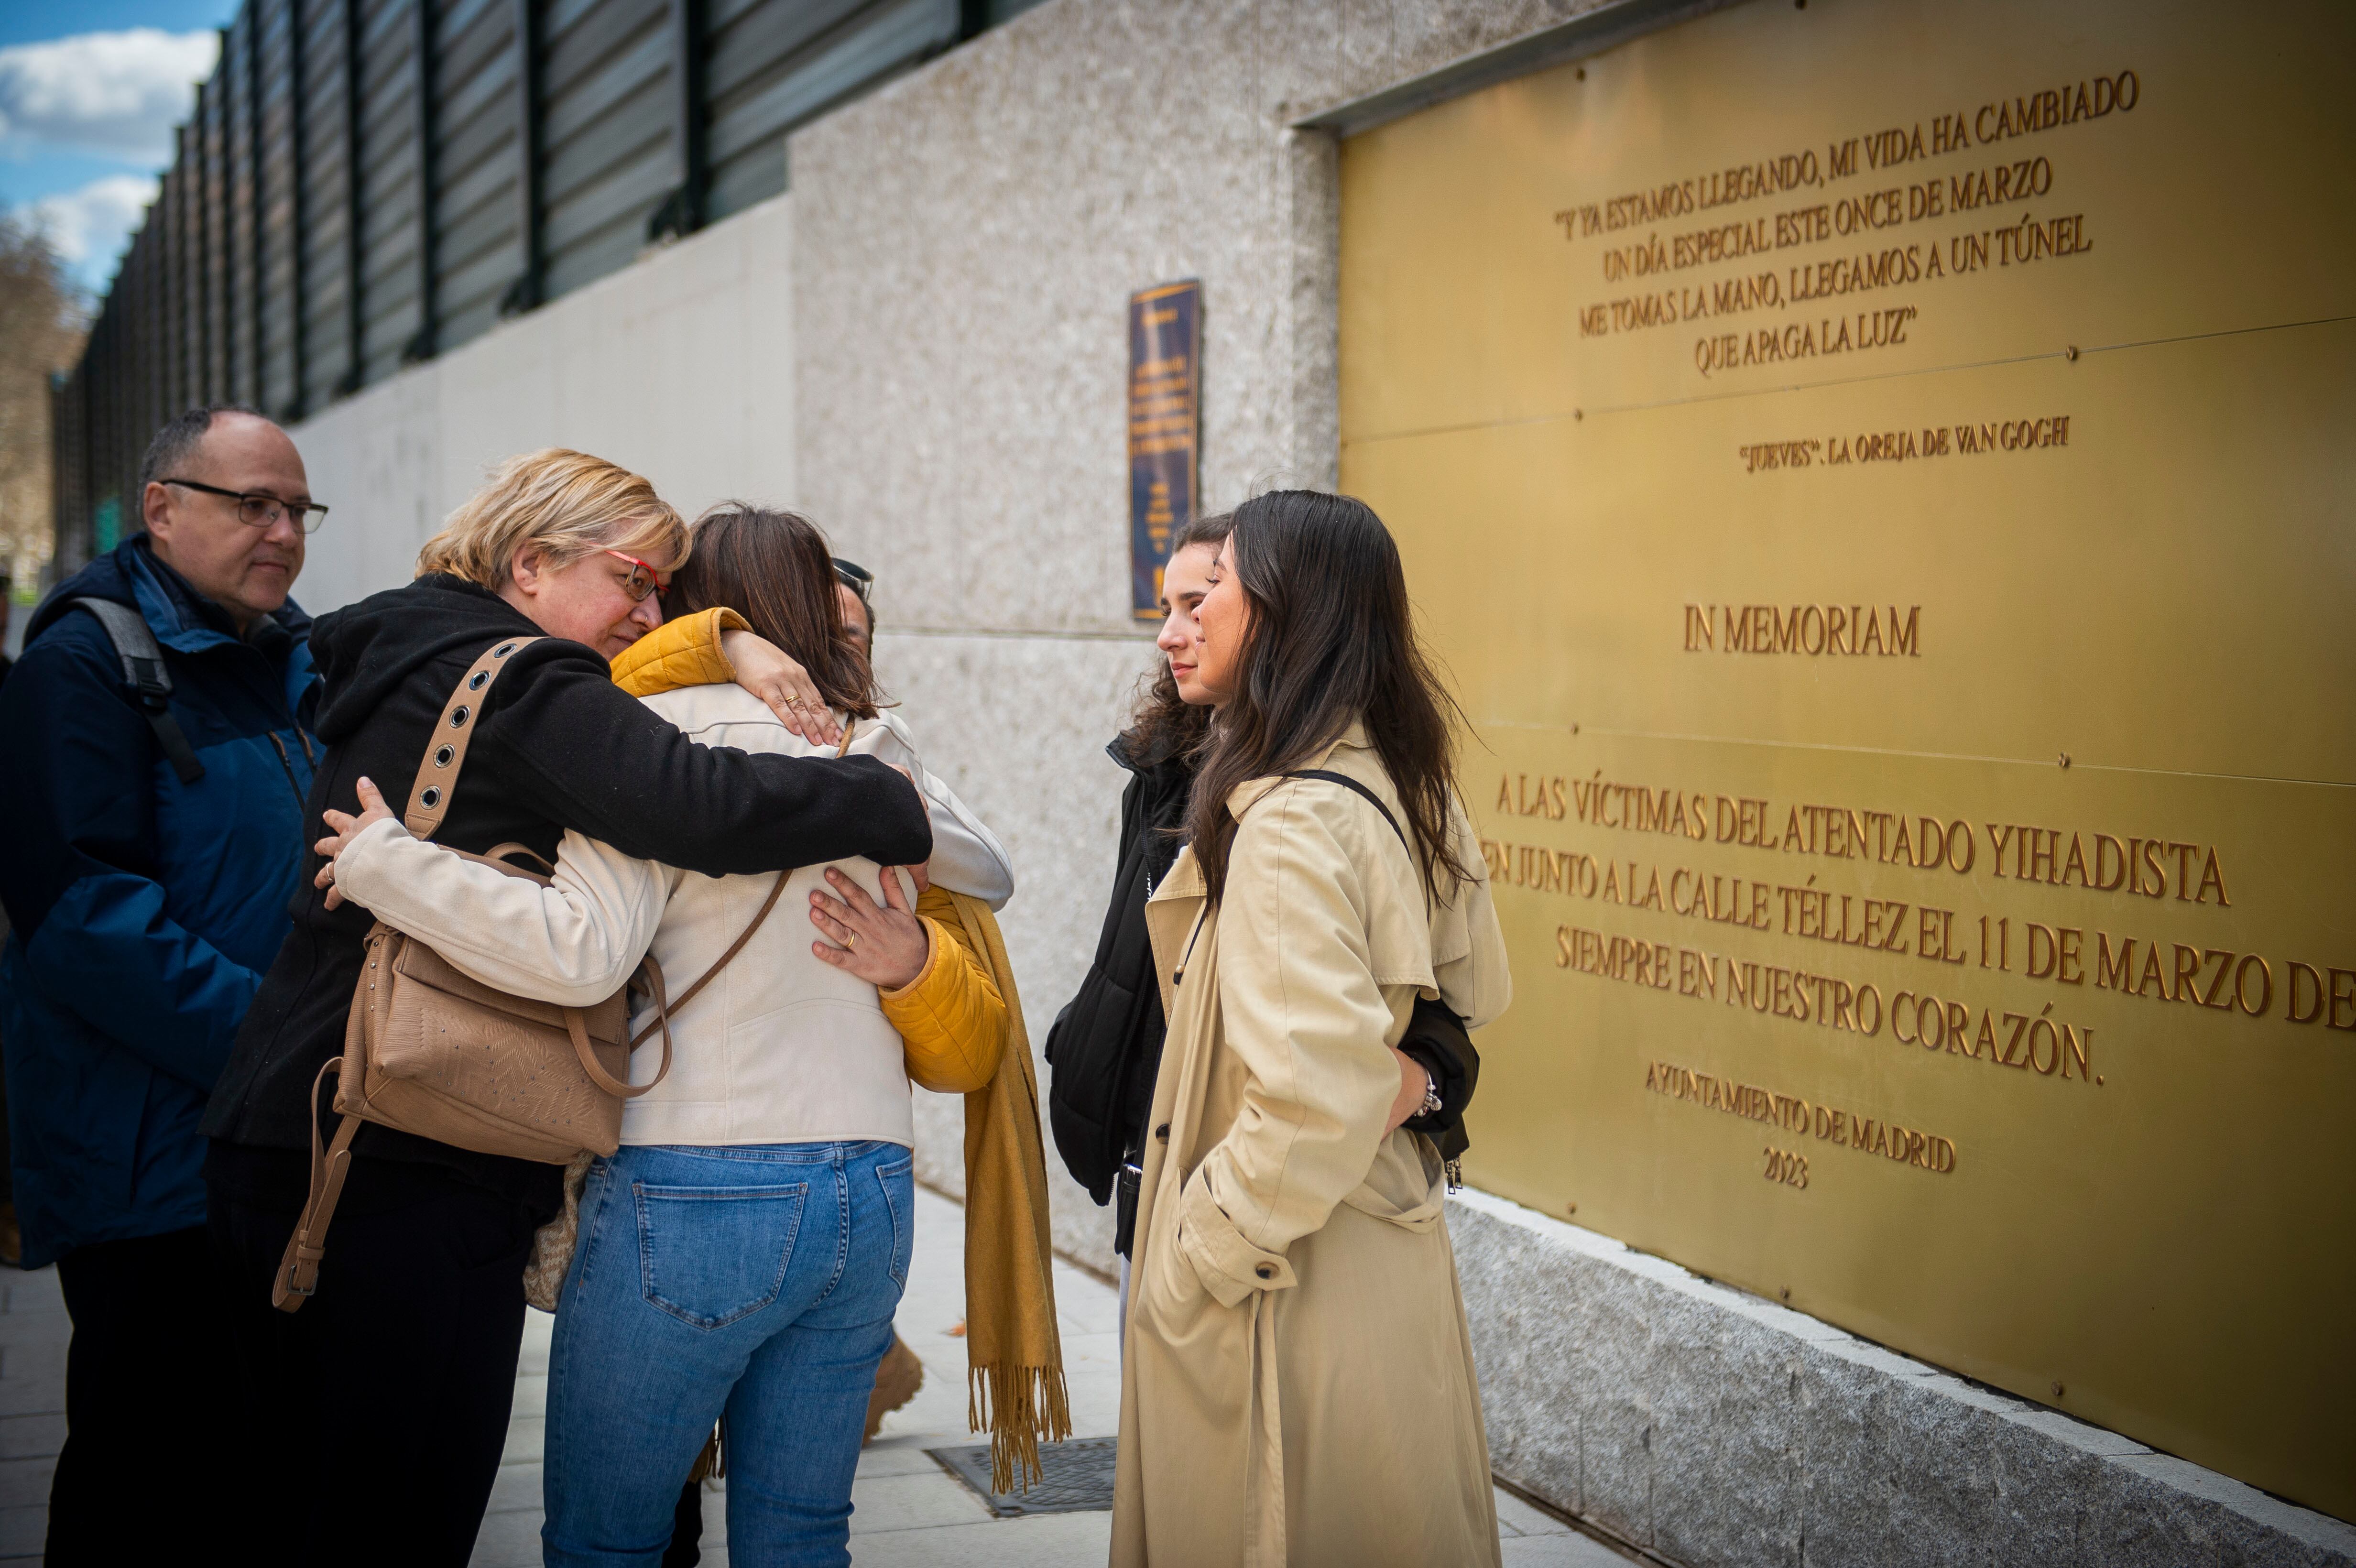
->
xmin=68 ymin=597 xmax=205 ymax=784
xmin=405 ymin=636 xmax=540 ymax=839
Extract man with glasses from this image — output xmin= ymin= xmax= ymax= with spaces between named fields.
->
xmin=0 ymin=404 xmax=324 ymax=1555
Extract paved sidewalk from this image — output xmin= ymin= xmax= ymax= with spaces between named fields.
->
xmin=0 ymin=1267 xmax=63 ymax=1562
xmin=479 ymin=1186 xmax=1635 ymax=1567
xmin=0 ymin=1193 xmax=1633 ymax=1565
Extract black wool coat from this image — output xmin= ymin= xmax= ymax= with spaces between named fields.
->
xmin=1045 ymin=732 xmax=1195 ymax=1212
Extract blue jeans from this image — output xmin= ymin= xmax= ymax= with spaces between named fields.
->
xmin=543 ymin=1141 xmax=915 ymax=1568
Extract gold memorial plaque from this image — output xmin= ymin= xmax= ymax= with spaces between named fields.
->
xmin=1337 ymin=0 xmax=2356 ymax=1519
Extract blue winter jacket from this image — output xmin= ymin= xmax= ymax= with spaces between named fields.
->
xmin=0 ymin=538 xmax=318 ymax=1266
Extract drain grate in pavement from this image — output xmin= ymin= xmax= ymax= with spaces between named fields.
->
xmin=928 ymin=1436 xmax=1119 ymax=1517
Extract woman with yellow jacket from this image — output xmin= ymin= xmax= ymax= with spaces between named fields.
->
xmin=315 ymin=505 xmax=1065 ymax=1566
xmin=1113 ymin=490 xmax=1513 ymax=1566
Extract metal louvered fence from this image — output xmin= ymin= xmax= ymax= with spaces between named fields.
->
xmin=50 ymin=0 xmax=1037 ymax=572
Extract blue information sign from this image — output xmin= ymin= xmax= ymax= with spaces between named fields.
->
xmin=1126 ymin=281 xmax=1200 ymax=619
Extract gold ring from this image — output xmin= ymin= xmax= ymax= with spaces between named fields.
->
xmin=846 ymin=932 xmax=859 ymax=950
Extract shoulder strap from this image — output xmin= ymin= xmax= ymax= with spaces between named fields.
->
xmin=1278 ymin=768 xmax=1430 ymax=915
xmin=404 ymin=636 xmax=541 ymax=840
xmin=69 ymin=597 xmax=205 ymax=784
xmin=629 ymin=873 xmax=787 ymax=1049
xmin=273 ymin=1057 xmax=359 ymax=1311
xmin=1279 ymin=768 xmax=1408 ymax=851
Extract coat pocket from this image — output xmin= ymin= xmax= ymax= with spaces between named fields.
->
xmin=1137 ymin=1187 xmax=1215 ymax=1333
xmin=1340 ymin=1131 xmax=1447 ymax=1232
xmin=634 ymin=1180 xmax=808 ymax=1329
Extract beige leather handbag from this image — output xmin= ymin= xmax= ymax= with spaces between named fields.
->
xmin=273 ymin=636 xmax=787 ymax=1312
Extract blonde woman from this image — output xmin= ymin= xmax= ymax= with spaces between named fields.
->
xmin=204 ymin=454 xmax=931 ymax=1567
xmin=314 ymin=507 xmax=1023 ymax=1564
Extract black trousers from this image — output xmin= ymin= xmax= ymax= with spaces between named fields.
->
xmin=46 ymin=1226 xmax=241 ymax=1565
xmin=664 ymin=1476 xmax=705 ymax=1566
xmin=209 ymin=1169 xmax=540 ymax=1566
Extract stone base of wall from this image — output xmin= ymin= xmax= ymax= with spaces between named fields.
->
xmin=1448 ymin=1189 xmax=2355 ymax=1568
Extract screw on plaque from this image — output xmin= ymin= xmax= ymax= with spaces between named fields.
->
xmin=2058 ymin=752 xmax=2071 ymax=769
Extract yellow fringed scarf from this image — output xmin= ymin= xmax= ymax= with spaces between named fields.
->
xmin=943 ymin=890 xmax=1073 ymax=1492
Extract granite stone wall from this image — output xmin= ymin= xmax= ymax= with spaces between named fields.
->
xmin=787 ymin=0 xmax=1658 ymax=1274
xmin=1450 ymin=1190 xmax=2356 ymax=1568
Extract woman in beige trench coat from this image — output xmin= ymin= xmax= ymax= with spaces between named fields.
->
xmin=1112 ymin=490 xmax=1513 ymax=1568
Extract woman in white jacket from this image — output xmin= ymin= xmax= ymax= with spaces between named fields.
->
xmin=317 ymin=506 xmax=1011 ymax=1568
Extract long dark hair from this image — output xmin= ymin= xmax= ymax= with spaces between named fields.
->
xmin=1182 ymin=490 xmax=1471 ymax=901
xmin=1122 ymin=510 xmax=1234 ymax=766
xmin=668 ymin=504 xmax=878 ymax=719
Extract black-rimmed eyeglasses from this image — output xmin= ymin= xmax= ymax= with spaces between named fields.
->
xmin=161 ymin=477 xmax=330 ymax=534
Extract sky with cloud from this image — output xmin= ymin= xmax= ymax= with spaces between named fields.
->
xmin=1 ymin=2 xmax=240 ymax=294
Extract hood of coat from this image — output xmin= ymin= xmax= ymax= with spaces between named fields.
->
xmin=305 ymin=574 xmax=546 ymax=744
xmin=1111 ymin=729 xmax=1196 ymax=889
xmin=1109 ymin=729 xmax=1196 ymax=803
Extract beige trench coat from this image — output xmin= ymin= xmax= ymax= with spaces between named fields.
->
xmin=1112 ymin=724 xmax=1514 ymax=1568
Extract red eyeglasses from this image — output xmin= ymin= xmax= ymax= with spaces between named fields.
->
xmin=604 ymin=549 xmax=669 ymax=602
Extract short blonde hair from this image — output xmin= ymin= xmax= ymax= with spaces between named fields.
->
xmin=416 ymin=448 xmax=687 ymax=587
